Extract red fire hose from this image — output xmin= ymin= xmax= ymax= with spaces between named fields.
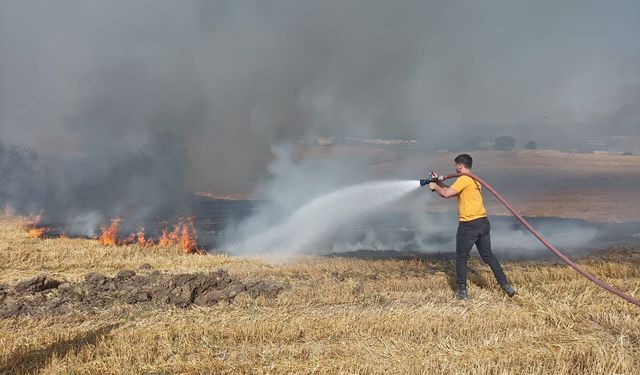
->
xmin=441 ymin=172 xmax=640 ymax=308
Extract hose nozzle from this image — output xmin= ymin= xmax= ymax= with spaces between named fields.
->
xmin=419 ymin=173 xmax=444 ymax=187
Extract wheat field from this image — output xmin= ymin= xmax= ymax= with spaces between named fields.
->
xmin=0 ymin=218 xmax=638 ymax=374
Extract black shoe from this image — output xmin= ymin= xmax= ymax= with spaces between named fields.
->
xmin=456 ymin=287 xmax=468 ymax=300
xmin=500 ymin=283 xmax=516 ymax=297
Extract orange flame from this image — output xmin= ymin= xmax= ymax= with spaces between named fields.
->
xmin=96 ymin=217 xmax=199 ymax=253
xmin=24 ymin=211 xmax=47 ymax=239
xmin=159 ymin=222 xmax=181 ymax=247
xmin=28 ymin=226 xmax=50 ymax=239
xmin=137 ymin=228 xmax=154 ymax=247
xmin=180 ymin=217 xmax=197 ymax=254
xmin=120 ymin=233 xmax=135 ymax=245
xmin=99 ymin=218 xmax=121 ymax=246
xmin=157 ymin=218 xmax=198 ymax=253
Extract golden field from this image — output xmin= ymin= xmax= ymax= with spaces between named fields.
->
xmin=0 ymin=217 xmax=638 ymax=374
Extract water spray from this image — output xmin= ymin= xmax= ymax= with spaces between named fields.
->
xmin=229 ymin=180 xmax=418 ymax=255
xmin=421 ymin=172 xmax=640 ymax=308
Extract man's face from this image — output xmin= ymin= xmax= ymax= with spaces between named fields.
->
xmin=455 ymin=163 xmax=464 ymax=173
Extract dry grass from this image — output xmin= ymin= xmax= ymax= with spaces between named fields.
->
xmin=1 ymin=217 xmax=639 ymax=374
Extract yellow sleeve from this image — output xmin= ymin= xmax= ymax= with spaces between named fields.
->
xmin=450 ymin=176 xmax=471 ymax=194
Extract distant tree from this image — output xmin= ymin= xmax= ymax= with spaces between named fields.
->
xmin=493 ymin=136 xmax=515 ymax=151
xmin=525 ymin=141 xmax=537 ymax=150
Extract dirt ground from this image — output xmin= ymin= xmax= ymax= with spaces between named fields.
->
xmin=1 ymin=269 xmax=284 ymax=320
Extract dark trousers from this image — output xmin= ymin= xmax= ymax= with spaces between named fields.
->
xmin=456 ymin=217 xmax=508 ymax=288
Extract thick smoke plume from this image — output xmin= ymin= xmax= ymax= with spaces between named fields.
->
xmin=0 ymin=1 xmax=638 ymax=239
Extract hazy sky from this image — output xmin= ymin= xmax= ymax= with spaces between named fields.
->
xmin=0 ymin=1 xmax=639 ymax=194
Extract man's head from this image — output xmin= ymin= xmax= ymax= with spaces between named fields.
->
xmin=454 ymin=154 xmax=473 ymax=173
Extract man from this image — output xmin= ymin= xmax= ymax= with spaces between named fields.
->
xmin=429 ymin=154 xmax=516 ymax=300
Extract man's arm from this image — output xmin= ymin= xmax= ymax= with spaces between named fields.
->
xmin=429 ymin=171 xmax=458 ymax=198
xmin=430 ymin=183 xmax=458 ymax=198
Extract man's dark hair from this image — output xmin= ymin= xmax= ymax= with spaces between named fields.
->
xmin=454 ymin=154 xmax=473 ymax=168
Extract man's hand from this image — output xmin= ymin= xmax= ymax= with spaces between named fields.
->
xmin=428 ymin=170 xmax=458 ymax=198
xmin=430 ymin=170 xmax=447 ymax=189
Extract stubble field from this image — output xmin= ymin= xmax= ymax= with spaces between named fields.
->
xmin=1 ymin=215 xmax=638 ymax=374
